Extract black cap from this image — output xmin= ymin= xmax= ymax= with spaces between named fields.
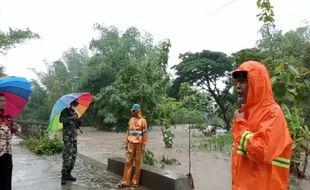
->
xmin=232 ymin=71 xmax=247 ymax=80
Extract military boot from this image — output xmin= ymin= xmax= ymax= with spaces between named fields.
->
xmin=61 ymin=173 xmax=67 ymax=185
xmin=66 ymin=172 xmax=76 ymax=181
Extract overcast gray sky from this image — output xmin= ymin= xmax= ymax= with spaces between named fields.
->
xmin=1 ymin=0 xmax=309 ymax=80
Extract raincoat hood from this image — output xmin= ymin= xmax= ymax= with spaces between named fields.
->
xmin=233 ymin=60 xmax=275 ymax=110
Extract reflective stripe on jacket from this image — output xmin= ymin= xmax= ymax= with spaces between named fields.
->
xmin=126 ymin=115 xmax=148 ymax=144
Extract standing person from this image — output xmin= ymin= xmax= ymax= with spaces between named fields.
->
xmin=118 ymin=103 xmax=148 ymax=188
xmin=231 ymin=61 xmax=292 ymax=190
xmin=0 ymin=93 xmax=19 ymax=190
xmin=60 ymin=100 xmax=81 ymax=185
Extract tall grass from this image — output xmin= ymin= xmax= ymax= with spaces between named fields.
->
xmin=199 ymin=132 xmax=233 ymax=155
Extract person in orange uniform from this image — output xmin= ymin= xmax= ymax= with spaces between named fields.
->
xmin=118 ymin=103 xmax=148 ymax=188
xmin=231 ymin=60 xmax=292 ymax=190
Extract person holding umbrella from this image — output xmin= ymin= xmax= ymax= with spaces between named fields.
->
xmin=47 ymin=92 xmax=93 ymax=185
xmin=0 ymin=93 xmax=19 ymax=190
xmin=0 ymin=76 xmax=32 ymax=190
xmin=60 ymin=99 xmax=80 ymax=185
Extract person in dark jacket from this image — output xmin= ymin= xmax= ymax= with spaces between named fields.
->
xmin=60 ymin=100 xmax=81 ymax=185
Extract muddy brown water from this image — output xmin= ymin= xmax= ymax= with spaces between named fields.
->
xmin=78 ymin=126 xmax=231 ymax=190
xmin=78 ymin=126 xmax=310 ymax=190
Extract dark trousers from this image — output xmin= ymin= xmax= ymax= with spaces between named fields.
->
xmin=0 ymin=153 xmax=13 ymax=190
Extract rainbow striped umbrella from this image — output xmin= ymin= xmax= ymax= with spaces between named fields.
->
xmin=0 ymin=76 xmax=32 ymax=119
xmin=48 ymin=92 xmax=93 ymax=131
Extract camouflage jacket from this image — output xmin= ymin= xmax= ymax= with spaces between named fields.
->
xmin=60 ymin=108 xmax=79 ymax=142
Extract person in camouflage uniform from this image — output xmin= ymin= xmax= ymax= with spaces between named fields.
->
xmin=60 ymin=100 xmax=81 ymax=185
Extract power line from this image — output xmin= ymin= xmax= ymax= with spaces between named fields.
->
xmin=199 ymin=0 xmax=237 ymax=21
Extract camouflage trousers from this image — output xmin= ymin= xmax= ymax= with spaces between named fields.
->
xmin=61 ymin=139 xmax=77 ymax=175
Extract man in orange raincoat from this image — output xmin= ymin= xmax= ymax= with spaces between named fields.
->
xmin=118 ymin=103 xmax=148 ymax=188
xmin=231 ymin=61 xmax=292 ymax=190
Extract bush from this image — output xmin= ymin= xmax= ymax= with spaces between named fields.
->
xmin=143 ymin=149 xmax=156 ymax=166
xmin=20 ymin=136 xmax=63 ymax=155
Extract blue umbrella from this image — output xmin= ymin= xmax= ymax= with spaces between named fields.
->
xmin=0 ymin=76 xmax=32 ymax=118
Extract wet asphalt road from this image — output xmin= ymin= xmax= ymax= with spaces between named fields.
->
xmin=12 ymin=136 xmax=148 ymax=190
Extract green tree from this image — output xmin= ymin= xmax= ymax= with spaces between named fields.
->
xmin=19 ymin=80 xmax=49 ymax=122
xmin=257 ymin=25 xmax=310 ymax=106
xmin=231 ymin=48 xmax=266 ymax=66
xmin=37 ymin=60 xmax=71 ymax=108
xmin=256 ymin=0 xmax=275 ymax=24
xmin=0 ymin=27 xmax=39 ymax=76
xmin=26 ymin=48 xmax=89 ymax=122
xmin=88 ymin=25 xmax=170 ymax=130
xmin=173 ymin=50 xmax=233 ymax=130
xmin=63 ymin=48 xmax=89 ymax=91
xmin=81 ymin=25 xmax=155 ymax=94
xmin=95 ymin=55 xmax=169 ymax=130
xmin=250 ymin=18 xmax=310 ymax=177
xmin=0 ymin=28 xmax=39 ymax=55
xmin=178 ymin=82 xmax=213 ymax=113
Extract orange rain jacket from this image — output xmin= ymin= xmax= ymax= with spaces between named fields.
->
xmin=231 ymin=61 xmax=292 ymax=190
xmin=126 ymin=111 xmax=148 ymax=144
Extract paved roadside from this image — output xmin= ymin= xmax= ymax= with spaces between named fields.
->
xmin=12 ymin=135 xmax=147 ymax=190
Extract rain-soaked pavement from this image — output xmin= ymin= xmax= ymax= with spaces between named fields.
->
xmin=12 ymin=136 xmax=148 ymax=190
